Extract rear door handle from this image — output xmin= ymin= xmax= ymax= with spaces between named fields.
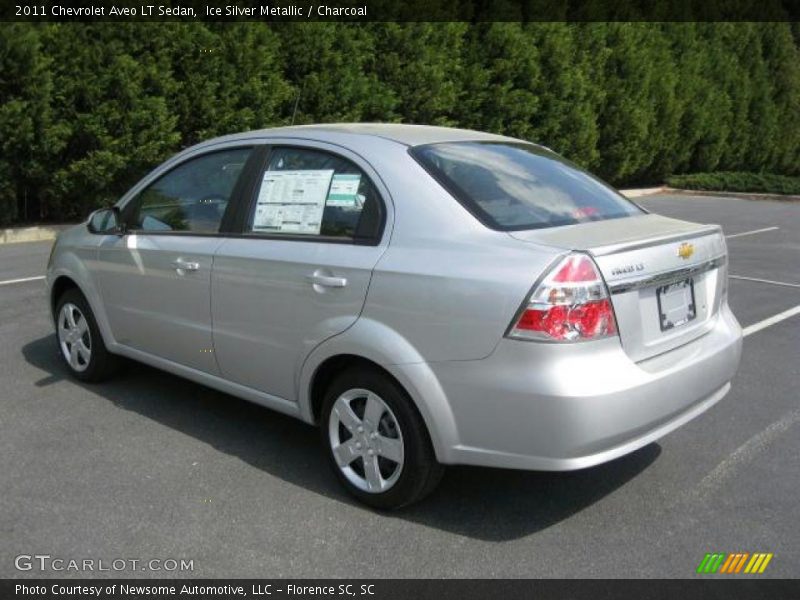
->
xmin=307 ymin=273 xmax=347 ymax=288
xmin=172 ymin=259 xmax=200 ymax=273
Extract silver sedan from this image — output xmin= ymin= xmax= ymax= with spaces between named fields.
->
xmin=47 ymin=124 xmax=743 ymax=508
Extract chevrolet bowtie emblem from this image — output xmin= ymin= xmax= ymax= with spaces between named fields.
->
xmin=678 ymin=242 xmax=695 ymax=260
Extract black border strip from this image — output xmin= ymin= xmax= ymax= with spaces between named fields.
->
xmin=2 ymin=579 xmax=799 ymax=600
xmin=3 ymin=0 xmax=799 ymax=22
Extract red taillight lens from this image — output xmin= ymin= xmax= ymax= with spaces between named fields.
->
xmin=507 ymin=253 xmax=618 ymax=342
xmin=515 ymin=299 xmax=617 ymax=339
xmin=551 ymin=254 xmax=598 ymax=282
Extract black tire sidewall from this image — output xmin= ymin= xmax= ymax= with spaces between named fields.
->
xmin=320 ymin=367 xmax=442 ymax=509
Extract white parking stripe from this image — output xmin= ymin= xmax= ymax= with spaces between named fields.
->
xmin=730 ymin=275 xmax=800 ymax=289
xmin=0 ymin=275 xmax=45 ymax=287
xmin=743 ymin=305 xmax=800 ymax=337
xmin=693 ymin=408 xmax=800 ymax=499
xmin=725 ymin=226 xmax=779 ymax=239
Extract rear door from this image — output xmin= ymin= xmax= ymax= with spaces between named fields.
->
xmin=511 ymin=214 xmax=728 ymax=361
xmin=95 ymin=146 xmax=255 ymax=373
xmin=211 ymin=143 xmax=390 ymax=401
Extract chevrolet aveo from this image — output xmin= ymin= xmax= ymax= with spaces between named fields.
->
xmin=47 ymin=124 xmax=742 ymax=508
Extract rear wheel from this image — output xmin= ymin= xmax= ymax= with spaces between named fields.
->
xmin=320 ymin=367 xmax=444 ymax=509
xmin=55 ymin=289 xmax=119 ymax=382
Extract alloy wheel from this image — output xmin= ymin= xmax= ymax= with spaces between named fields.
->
xmin=328 ymin=388 xmax=405 ymax=493
xmin=57 ymin=302 xmax=92 ymax=372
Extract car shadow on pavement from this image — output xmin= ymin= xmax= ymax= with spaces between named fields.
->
xmin=23 ymin=334 xmax=661 ymax=543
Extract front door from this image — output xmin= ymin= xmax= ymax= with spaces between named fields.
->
xmin=94 ymin=147 xmax=254 ymax=373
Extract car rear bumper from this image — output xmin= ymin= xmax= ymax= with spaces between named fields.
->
xmin=420 ymin=303 xmax=742 ymax=470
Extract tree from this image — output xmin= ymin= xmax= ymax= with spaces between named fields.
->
xmin=755 ymin=23 xmax=800 ymax=174
xmin=42 ymin=24 xmax=180 ymax=220
xmin=165 ymin=23 xmax=292 ymax=146
xmin=274 ymin=23 xmax=394 ymax=124
xmin=455 ymin=23 xmax=543 ymax=139
xmin=1 ymin=22 xmax=799 ymax=226
xmin=587 ymin=24 xmax=673 ymax=183
xmin=370 ymin=22 xmax=467 ymax=125
xmin=0 ymin=24 xmax=60 ymax=225
xmin=525 ymin=23 xmax=600 ymax=169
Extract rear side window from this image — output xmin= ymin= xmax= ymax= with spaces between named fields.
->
xmin=411 ymin=142 xmax=643 ymax=231
xmin=247 ymin=147 xmax=383 ymax=242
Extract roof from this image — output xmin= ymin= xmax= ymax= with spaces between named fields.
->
xmin=213 ymin=123 xmax=521 ymax=148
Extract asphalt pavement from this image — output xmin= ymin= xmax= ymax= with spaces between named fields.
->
xmin=0 ymin=193 xmax=797 ymax=578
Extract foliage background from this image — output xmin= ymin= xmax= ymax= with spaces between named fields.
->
xmin=1 ymin=22 xmax=799 ymax=225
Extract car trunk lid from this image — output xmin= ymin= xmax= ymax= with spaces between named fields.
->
xmin=509 ymin=214 xmax=728 ymax=362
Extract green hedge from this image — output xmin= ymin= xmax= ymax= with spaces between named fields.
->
xmin=666 ymin=172 xmax=800 ymax=195
xmin=1 ymin=23 xmax=799 ymax=226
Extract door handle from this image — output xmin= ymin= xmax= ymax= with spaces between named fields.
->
xmin=307 ymin=273 xmax=347 ymax=288
xmin=172 ymin=259 xmax=200 ymax=273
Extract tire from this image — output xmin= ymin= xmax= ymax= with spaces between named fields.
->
xmin=54 ymin=288 xmax=120 ymax=383
xmin=320 ymin=366 xmax=444 ymax=509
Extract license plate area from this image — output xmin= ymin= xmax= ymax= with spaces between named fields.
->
xmin=657 ymin=278 xmax=696 ymax=331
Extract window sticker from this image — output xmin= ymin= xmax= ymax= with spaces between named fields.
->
xmin=326 ymin=173 xmax=362 ymax=207
xmin=253 ymin=169 xmax=334 ymax=234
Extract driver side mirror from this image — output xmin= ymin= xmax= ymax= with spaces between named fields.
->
xmin=87 ymin=207 xmax=124 ymax=235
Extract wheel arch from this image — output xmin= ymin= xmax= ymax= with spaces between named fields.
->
xmin=50 ymin=275 xmax=81 ymax=319
xmin=298 ymin=318 xmax=460 ymax=463
xmin=48 ymin=265 xmax=116 ymax=350
xmin=309 ymin=354 xmax=398 ymax=424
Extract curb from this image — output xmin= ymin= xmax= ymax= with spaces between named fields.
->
xmin=1 ymin=224 xmax=73 ymax=245
xmin=619 ymin=186 xmax=667 ymax=198
xmin=664 ymin=188 xmax=800 ymax=202
xmin=619 ymin=186 xmax=800 ymax=201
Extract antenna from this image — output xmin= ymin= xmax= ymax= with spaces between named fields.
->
xmin=291 ymin=81 xmax=304 ymax=125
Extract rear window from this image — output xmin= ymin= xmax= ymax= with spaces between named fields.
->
xmin=410 ymin=142 xmax=643 ymax=231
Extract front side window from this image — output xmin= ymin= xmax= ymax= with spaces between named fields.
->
xmin=248 ymin=147 xmax=382 ymax=242
xmin=128 ymin=148 xmax=253 ymax=233
xmin=411 ymin=142 xmax=643 ymax=231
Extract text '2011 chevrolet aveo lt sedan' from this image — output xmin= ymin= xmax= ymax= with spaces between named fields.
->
xmin=47 ymin=124 xmax=743 ymax=508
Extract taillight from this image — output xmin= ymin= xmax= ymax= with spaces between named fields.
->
xmin=507 ymin=253 xmax=618 ymax=342
xmin=720 ymin=238 xmax=730 ymax=302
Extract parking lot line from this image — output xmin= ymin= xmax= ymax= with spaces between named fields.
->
xmin=693 ymin=407 xmax=800 ymax=500
xmin=730 ymin=275 xmax=800 ymax=289
xmin=725 ymin=226 xmax=780 ymax=239
xmin=742 ymin=304 xmax=800 ymax=337
xmin=0 ymin=275 xmax=45 ymax=287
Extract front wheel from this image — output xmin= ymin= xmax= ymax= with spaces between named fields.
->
xmin=55 ymin=288 xmax=119 ymax=382
xmin=320 ymin=367 xmax=444 ymax=509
